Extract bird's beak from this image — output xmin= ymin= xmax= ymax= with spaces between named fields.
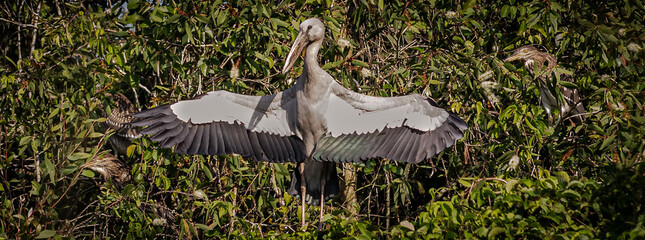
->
xmin=282 ymin=30 xmax=308 ymax=74
xmin=503 ymin=55 xmax=520 ymax=62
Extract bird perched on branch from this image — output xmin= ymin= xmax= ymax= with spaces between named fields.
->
xmin=82 ymin=93 xmax=139 ymax=184
xmin=504 ymin=45 xmax=585 ymax=121
xmin=133 ymin=18 xmax=467 ymax=228
xmin=82 ymin=153 xmax=131 ymax=183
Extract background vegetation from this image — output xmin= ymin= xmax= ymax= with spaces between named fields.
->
xmin=1 ymin=0 xmax=643 ymax=238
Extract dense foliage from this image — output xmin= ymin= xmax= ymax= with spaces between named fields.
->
xmin=1 ymin=0 xmax=643 ymax=238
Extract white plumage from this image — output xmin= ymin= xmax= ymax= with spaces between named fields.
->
xmin=134 ymin=18 xmax=467 ymax=228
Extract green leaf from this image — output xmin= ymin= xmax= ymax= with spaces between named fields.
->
xmin=185 ymin=22 xmax=193 ymax=43
xmin=68 ymin=152 xmax=93 ymax=161
xmin=61 ymin=166 xmax=78 ymax=175
xmin=84 ymin=117 xmax=106 ymax=124
xmin=150 ymin=11 xmax=163 ymax=22
xmin=30 ymin=181 xmax=41 ymax=196
xmin=195 ymin=14 xmax=210 ymax=24
xmin=506 ymin=179 xmax=518 ymax=192
xmin=322 ymin=60 xmax=343 ymax=70
xmin=127 ymin=0 xmax=141 ymax=10
xmin=19 ymin=136 xmax=31 ymax=146
xmin=196 ymin=223 xmax=212 ymax=231
xmin=458 ymin=179 xmax=472 ymax=188
xmin=501 ymin=5 xmax=510 ymax=18
xmin=111 ymin=31 xmax=129 ymax=37
xmin=48 ymin=108 xmax=60 ymax=119
xmin=44 ymin=159 xmax=56 ymax=183
xmin=82 ymin=169 xmax=96 ymax=178
xmin=562 ymin=190 xmax=581 ymax=199
xmin=254 ymin=52 xmax=274 ymax=68
xmin=488 ymin=227 xmax=506 ymax=238
xmin=393 ymin=68 xmax=406 ymax=75
xmin=88 ymin=132 xmax=103 ymax=138
xmin=428 ymin=80 xmax=442 ymax=85
xmin=166 ymin=14 xmax=181 ymax=23
xmin=400 ymin=220 xmax=415 ymax=231
xmin=600 ymin=135 xmax=616 ymax=150
xmin=201 ymin=161 xmax=213 ymax=181
xmin=567 ymin=180 xmax=584 ymax=189
xmin=351 ymin=60 xmax=369 ymax=67
xmin=36 ymin=230 xmax=56 ymax=239
xmin=558 ymin=80 xmax=578 ymax=89
xmin=270 ymin=18 xmax=289 ymax=28
xmin=127 ymin=145 xmax=136 ymax=158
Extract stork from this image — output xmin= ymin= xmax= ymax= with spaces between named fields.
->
xmin=133 ymin=18 xmax=467 ymax=228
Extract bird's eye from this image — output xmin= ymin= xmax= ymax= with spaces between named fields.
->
xmin=307 ymin=25 xmax=312 ymax=30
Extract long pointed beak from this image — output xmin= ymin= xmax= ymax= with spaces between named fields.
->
xmin=504 ymin=55 xmax=520 ymax=62
xmin=282 ymin=30 xmax=308 ymax=74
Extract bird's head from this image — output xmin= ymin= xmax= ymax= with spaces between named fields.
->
xmin=82 ymin=153 xmax=131 ymax=183
xmin=503 ymin=45 xmax=541 ymax=63
xmin=504 ymin=45 xmax=557 ymax=74
xmin=282 ymin=18 xmax=325 ymax=74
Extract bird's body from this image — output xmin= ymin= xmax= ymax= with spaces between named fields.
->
xmin=505 ymin=45 xmax=585 ymax=119
xmin=133 ymin=18 xmax=467 ymax=226
xmin=105 ymin=93 xmax=141 ymax=154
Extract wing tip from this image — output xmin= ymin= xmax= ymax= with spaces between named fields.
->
xmin=448 ymin=113 xmax=468 ymax=132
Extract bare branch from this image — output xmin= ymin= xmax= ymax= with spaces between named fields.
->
xmin=29 ymin=0 xmax=42 ymax=60
xmin=0 ymin=17 xmax=36 ymax=28
xmin=53 ymin=0 xmax=62 ymax=16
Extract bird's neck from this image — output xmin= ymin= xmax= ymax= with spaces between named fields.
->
xmin=300 ymin=40 xmax=333 ymax=97
xmin=303 ymin=40 xmax=322 ymax=75
xmin=528 ymin=53 xmax=557 ymax=76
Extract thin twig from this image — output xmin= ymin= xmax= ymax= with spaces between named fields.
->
xmin=138 ymin=83 xmax=152 ymax=95
xmin=152 ymin=190 xmax=195 ymax=197
xmin=0 ymin=17 xmax=36 ymax=28
xmin=269 ymin=165 xmax=285 ymax=207
xmin=385 ymin=167 xmax=391 ymax=229
xmin=237 ymin=72 xmax=280 ymax=87
xmin=53 ymin=0 xmax=61 ymax=16
xmin=562 ymin=110 xmax=600 ymax=122
xmin=230 ymin=187 xmax=237 ymax=233
xmin=28 ymin=0 xmax=42 ymax=59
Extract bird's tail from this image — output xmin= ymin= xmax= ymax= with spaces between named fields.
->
xmin=562 ymin=87 xmax=586 ymax=121
xmin=288 ymin=161 xmax=339 ymax=205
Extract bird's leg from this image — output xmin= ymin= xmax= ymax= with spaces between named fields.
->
xmin=300 ymin=162 xmax=306 ymax=228
xmin=318 ymin=164 xmax=327 ymax=230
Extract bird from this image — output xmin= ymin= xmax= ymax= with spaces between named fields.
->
xmin=132 ymin=18 xmax=468 ymax=228
xmin=82 ymin=153 xmax=131 ymax=184
xmin=81 ymin=94 xmax=138 ymax=185
xmin=104 ymin=93 xmax=141 ymax=155
xmin=504 ymin=45 xmax=585 ymax=121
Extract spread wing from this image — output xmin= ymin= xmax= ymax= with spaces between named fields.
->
xmin=104 ymin=93 xmax=142 ymax=154
xmin=312 ymin=86 xmax=467 ymax=163
xmin=132 ymin=90 xmax=306 ymax=163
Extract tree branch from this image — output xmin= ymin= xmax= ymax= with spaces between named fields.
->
xmin=0 ymin=17 xmax=36 ymax=28
xmin=29 ymin=0 xmax=42 ymax=60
